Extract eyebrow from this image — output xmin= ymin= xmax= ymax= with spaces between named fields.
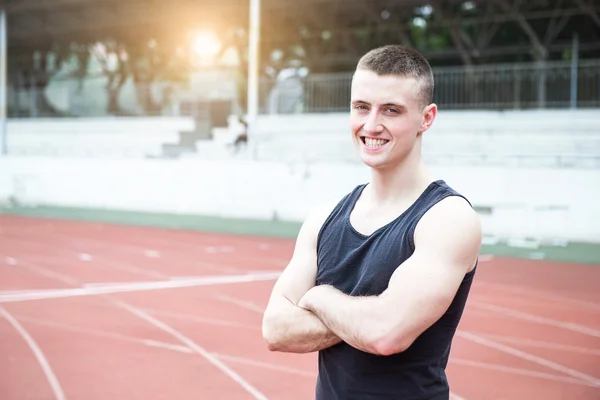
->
xmin=352 ymin=100 xmax=407 ymax=110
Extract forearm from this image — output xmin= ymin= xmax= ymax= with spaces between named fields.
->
xmin=300 ymin=287 xmax=385 ymax=354
xmin=262 ymin=298 xmax=342 ymax=353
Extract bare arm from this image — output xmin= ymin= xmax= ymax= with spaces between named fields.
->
xmin=298 ymin=196 xmax=482 ymax=355
xmin=262 ymin=201 xmax=343 ymax=353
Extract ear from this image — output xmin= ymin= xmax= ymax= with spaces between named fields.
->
xmin=418 ymin=103 xmax=437 ymax=135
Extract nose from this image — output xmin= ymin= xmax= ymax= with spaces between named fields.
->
xmin=363 ymin=110 xmax=384 ymax=135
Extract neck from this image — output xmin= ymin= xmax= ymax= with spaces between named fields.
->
xmin=368 ymin=152 xmax=435 ymax=204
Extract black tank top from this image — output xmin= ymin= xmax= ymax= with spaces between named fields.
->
xmin=315 ymin=180 xmax=477 ymax=400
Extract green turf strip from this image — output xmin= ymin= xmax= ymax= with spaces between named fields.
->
xmin=2 ymin=205 xmax=598 ymax=265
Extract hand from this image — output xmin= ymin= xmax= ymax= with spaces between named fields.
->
xmin=298 ymin=285 xmax=333 ymax=311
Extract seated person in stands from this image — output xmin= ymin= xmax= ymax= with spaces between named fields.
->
xmin=232 ymin=117 xmax=248 ymax=152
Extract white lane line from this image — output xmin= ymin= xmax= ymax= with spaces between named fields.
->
xmin=16 ymin=315 xmax=189 ymax=351
xmin=477 ymin=334 xmax=600 ymax=356
xmin=16 ymin=313 xmax=598 ymax=389
xmin=94 ymin=257 xmax=168 ymax=280
xmin=1 ymin=235 xmax=273 ymax=398
xmin=451 ymin=357 xmax=597 ymax=387
xmin=212 ymin=353 xmax=316 ymax=378
xmin=0 ymin=272 xmax=282 ymax=303
xmin=0 ymin=290 xmax=30 ymax=295
xmin=140 ymin=308 xmax=258 ymax=331
xmin=78 ymin=253 xmax=93 ymax=262
xmin=472 ymin=294 xmax=598 ymax=313
xmin=168 ymin=269 xmax=280 ymax=281
xmin=114 ymin=300 xmax=269 ymax=400
xmin=457 ymin=331 xmax=600 ymax=387
xmin=449 ymin=393 xmax=468 ymax=400
xmin=0 ymin=251 xmax=275 ymax=396
xmin=14 ymin=315 xmax=313 ymax=378
xmin=144 ymin=339 xmax=194 ymax=354
xmin=472 ymin=302 xmax=600 ymax=337
xmin=2 ymin=237 xmax=169 ymax=280
xmin=0 ymin=307 xmax=67 ymax=400
xmin=212 ymin=293 xmax=264 ymax=314
xmin=476 ymin=282 xmax=600 ymax=311
xmin=143 ymin=250 xmax=160 ymax=258
xmin=1 ymin=257 xmax=79 ymax=287
xmin=4 ymin=233 xmax=272 ymax=275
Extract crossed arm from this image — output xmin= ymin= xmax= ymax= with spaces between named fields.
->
xmin=262 ymin=196 xmax=481 ymax=356
xmin=261 ymin=201 xmax=343 ymax=353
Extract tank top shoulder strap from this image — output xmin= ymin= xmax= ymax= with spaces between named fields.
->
xmin=404 ymin=180 xmax=473 ymax=250
xmin=317 ymin=183 xmax=367 ymax=244
xmin=338 ymin=183 xmax=367 ymax=215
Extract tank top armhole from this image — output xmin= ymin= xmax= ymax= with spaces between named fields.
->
xmin=407 ymin=192 xmax=474 ymax=252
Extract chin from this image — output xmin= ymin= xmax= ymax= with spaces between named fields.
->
xmin=359 ymin=150 xmax=410 ymax=171
xmin=359 ymin=154 xmax=389 ymax=169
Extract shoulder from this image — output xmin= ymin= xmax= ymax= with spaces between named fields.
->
xmin=301 ymin=197 xmax=344 ymax=238
xmin=414 ymin=195 xmax=482 ymax=269
xmin=423 ymin=194 xmax=479 ymax=224
xmin=417 ymin=194 xmax=481 ymax=239
xmin=299 ymin=185 xmax=361 ymax=241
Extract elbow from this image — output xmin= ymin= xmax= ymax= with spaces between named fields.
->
xmin=370 ymin=327 xmax=414 ymax=356
xmin=261 ymin=325 xmax=276 ymax=351
xmin=264 ymin=337 xmax=281 ymax=352
xmin=373 ymin=338 xmax=412 ymax=356
xmin=261 ymin=314 xmax=284 ymax=352
xmin=263 ymin=332 xmax=282 ymax=352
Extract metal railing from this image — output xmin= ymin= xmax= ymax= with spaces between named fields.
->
xmin=260 ymin=59 xmax=600 ymax=114
xmin=6 ymin=73 xmax=238 ymax=120
xmin=6 ymin=59 xmax=600 ymax=118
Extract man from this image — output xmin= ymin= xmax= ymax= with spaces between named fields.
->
xmin=262 ymin=44 xmax=482 ymax=399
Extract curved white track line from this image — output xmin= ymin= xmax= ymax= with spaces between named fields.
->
xmin=476 ymin=282 xmax=600 ymax=311
xmin=476 ymin=334 xmax=600 ymax=355
xmin=0 ymin=307 xmax=66 ymax=400
xmin=114 ymin=300 xmax=269 ymax=400
xmin=0 ymin=248 xmax=272 ymax=399
xmin=472 ymin=302 xmax=600 ymax=337
xmin=451 ymin=357 xmax=598 ymax=386
xmin=458 ymin=331 xmax=600 ymax=386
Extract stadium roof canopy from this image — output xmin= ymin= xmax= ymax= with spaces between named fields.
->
xmin=0 ymin=0 xmax=251 ymax=46
xmin=1 ymin=0 xmax=599 ymax=70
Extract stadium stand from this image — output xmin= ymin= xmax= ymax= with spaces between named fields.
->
xmin=7 ymin=117 xmax=195 ymax=158
xmin=5 ymin=108 xmax=599 ymax=169
xmin=248 ymin=109 xmax=600 ymax=168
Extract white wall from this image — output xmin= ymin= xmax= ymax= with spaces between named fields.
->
xmin=1 ymin=156 xmax=598 ymax=243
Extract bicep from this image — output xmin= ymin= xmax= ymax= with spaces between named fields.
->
xmin=379 ymin=197 xmax=481 ymax=341
xmin=269 ymin=231 xmax=318 ymax=305
xmin=267 ymin=200 xmax=337 ymax=306
xmin=382 ymin=251 xmax=470 ymax=326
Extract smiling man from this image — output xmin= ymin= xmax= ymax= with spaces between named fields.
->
xmin=262 ymin=45 xmax=482 ymax=400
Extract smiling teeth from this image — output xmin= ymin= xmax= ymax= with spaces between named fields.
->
xmin=365 ymin=138 xmax=388 ymax=148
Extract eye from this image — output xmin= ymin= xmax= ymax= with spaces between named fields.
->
xmin=352 ymin=104 xmax=369 ymax=114
xmin=386 ymin=108 xmax=400 ymax=114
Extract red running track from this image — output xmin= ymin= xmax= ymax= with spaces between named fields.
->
xmin=0 ymin=215 xmax=599 ymax=400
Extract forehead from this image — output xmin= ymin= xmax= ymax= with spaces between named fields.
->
xmin=351 ymin=69 xmax=420 ymax=105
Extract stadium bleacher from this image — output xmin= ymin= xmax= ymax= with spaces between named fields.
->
xmin=7 ymin=117 xmax=195 ymax=158
xmin=6 ymin=109 xmax=599 ymax=168
xmin=250 ymin=109 xmax=600 ymax=168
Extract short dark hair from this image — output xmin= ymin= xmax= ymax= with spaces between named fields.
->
xmin=356 ymin=45 xmax=434 ymax=109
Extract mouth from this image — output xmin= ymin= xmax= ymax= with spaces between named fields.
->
xmin=361 ymin=137 xmax=390 ymax=149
